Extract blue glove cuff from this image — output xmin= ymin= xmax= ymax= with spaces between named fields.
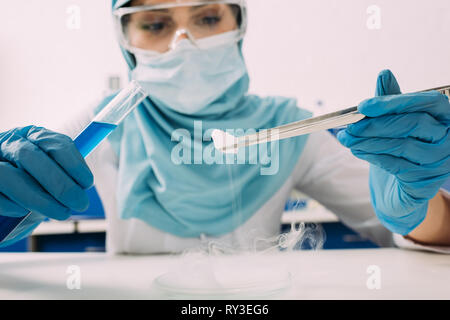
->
xmin=373 ymin=202 xmax=428 ymax=235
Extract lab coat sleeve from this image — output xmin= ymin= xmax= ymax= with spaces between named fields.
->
xmin=392 ymin=233 xmax=450 ymax=254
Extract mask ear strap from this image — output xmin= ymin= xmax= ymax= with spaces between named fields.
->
xmin=169 ymin=28 xmax=199 ymax=50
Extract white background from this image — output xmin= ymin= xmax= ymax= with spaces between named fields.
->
xmin=0 ymin=0 xmax=449 ymax=131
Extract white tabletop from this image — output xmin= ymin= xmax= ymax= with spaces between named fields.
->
xmin=0 ymin=248 xmax=449 ymax=299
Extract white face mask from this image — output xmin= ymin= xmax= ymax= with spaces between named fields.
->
xmin=131 ymin=31 xmax=247 ymax=115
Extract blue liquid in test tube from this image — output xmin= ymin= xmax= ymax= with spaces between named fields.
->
xmin=0 ymin=81 xmax=147 ymax=245
xmin=74 ymin=122 xmax=117 ymax=158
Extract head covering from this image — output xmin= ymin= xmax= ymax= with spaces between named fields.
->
xmin=104 ymin=0 xmax=312 ymax=237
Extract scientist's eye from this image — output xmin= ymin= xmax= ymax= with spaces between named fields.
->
xmin=135 ymin=14 xmax=174 ymax=36
xmin=199 ymin=15 xmax=222 ymax=27
xmin=194 ymin=7 xmax=224 ymax=28
xmin=140 ymin=21 xmax=166 ymax=33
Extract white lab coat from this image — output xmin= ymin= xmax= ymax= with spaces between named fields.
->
xmin=61 ymin=105 xmax=450 ymax=255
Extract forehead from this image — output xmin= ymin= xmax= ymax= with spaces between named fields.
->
xmin=131 ymin=0 xmax=214 ymax=5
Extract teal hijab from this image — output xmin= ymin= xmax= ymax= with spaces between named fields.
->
xmin=105 ymin=0 xmax=312 ymax=237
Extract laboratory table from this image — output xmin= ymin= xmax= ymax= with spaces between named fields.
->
xmin=0 ymin=248 xmax=449 ymax=299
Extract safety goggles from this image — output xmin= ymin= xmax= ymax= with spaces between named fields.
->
xmin=113 ymin=0 xmax=247 ymax=56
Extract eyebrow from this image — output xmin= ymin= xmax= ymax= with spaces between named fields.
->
xmin=133 ymin=3 xmax=217 ymax=13
xmin=151 ymin=8 xmax=170 ymax=13
xmin=190 ymin=4 xmax=217 ymax=11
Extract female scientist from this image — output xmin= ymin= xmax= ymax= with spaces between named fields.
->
xmin=0 ymin=0 xmax=449 ymax=253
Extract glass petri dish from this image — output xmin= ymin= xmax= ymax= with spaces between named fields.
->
xmin=152 ymin=255 xmax=292 ymax=299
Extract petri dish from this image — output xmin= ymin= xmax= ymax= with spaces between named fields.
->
xmin=152 ymin=255 xmax=292 ymax=299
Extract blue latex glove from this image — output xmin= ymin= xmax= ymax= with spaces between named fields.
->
xmin=0 ymin=126 xmax=94 ymax=221
xmin=337 ymin=70 xmax=450 ymax=235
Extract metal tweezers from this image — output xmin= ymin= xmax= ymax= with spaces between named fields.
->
xmin=217 ymin=85 xmax=450 ymax=153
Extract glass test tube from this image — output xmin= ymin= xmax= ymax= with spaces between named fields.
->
xmin=0 ymin=80 xmax=147 ymax=244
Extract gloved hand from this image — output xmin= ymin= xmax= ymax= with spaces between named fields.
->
xmin=337 ymin=70 xmax=450 ymax=235
xmin=0 ymin=126 xmax=94 ymax=221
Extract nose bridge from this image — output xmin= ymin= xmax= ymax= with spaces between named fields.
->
xmin=169 ymin=28 xmax=198 ymax=50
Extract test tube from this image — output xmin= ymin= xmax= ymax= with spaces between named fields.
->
xmin=0 ymin=80 xmax=147 ymax=244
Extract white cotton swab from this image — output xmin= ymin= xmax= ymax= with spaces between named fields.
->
xmin=211 ymin=130 xmax=240 ymax=154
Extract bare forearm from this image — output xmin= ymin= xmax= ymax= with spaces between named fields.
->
xmin=406 ymin=191 xmax=450 ymax=246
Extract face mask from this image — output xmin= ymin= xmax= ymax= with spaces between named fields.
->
xmin=131 ymin=31 xmax=247 ymax=115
